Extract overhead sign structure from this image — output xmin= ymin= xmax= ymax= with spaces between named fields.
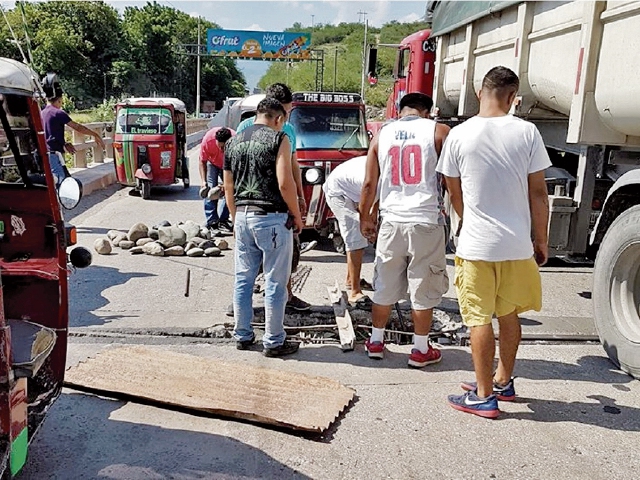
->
xmin=207 ymin=29 xmax=312 ymax=60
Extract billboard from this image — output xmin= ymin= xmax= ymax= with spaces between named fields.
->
xmin=207 ymin=29 xmax=312 ymax=60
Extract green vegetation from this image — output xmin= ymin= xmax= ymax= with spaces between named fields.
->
xmin=258 ymin=20 xmax=430 ymax=108
xmin=0 ymin=1 xmax=246 ymax=113
xmin=1 ymin=2 xmax=428 ymax=113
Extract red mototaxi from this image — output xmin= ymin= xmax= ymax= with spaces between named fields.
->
xmin=288 ymin=92 xmax=369 ymax=248
xmin=113 ymin=98 xmax=189 ymax=200
xmin=0 ymin=58 xmax=90 ymax=478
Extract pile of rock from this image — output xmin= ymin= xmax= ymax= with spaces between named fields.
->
xmin=93 ymin=220 xmax=230 ymax=257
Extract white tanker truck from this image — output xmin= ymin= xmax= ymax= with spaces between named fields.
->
xmin=372 ymin=1 xmax=640 ymax=377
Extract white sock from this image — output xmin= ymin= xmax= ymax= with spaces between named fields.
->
xmin=370 ymin=327 xmax=385 ymax=343
xmin=413 ymin=334 xmax=429 ymax=354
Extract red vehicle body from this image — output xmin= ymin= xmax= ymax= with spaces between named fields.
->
xmin=0 ymin=58 xmax=89 ymax=478
xmin=113 ymin=98 xmax=190 ymax=199
xmin=366 ymin=29 xmax=436 ymax=135
xmin=288 ymin=92 xmax=369 ymax=246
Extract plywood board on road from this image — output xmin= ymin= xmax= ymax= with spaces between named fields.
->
xmin=64 ymin=346 xmax=355 ymax=433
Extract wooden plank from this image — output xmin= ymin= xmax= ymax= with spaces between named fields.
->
xmin=64 ymin=346 xmax=355 ymax=433
xmin=327 ymin=282 xmax=356 ymax=351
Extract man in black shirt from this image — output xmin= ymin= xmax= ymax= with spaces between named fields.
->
xmin=223 ymin=98 xmax=303 ymax=357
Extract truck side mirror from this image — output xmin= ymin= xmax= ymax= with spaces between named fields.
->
xmin=177 ymin=123 xmax=184 ymax=134
xmin=366 ymin=47 xmax=378 ymax=78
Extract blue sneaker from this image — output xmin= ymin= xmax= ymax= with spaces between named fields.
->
xmin=448 ymin=391 xmax=500 ymax=419
xmin=460 ymin=377 xmax=516 ymax=401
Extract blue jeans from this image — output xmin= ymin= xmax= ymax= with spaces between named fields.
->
xmin=204 ymin=163 xmax=229 ymax=226
xmin=233 ymin=211 xmax=293 ymax=348
xmin=48 ymin=152 xmax=67 ymax=187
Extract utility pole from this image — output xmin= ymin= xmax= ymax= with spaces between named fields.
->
xmin=311 ymin=14 xmax=315 ymax=29
xmin=333 ymin=46 xmax=338 ymax=92
xmin=358 ymin=11 xmax=368 ymax=100
xmin=196 ymin=16 xmax=202 ymax=117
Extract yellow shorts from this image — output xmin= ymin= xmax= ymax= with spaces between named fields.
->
xmin=454 ymin=256 xmax=542 ymax=327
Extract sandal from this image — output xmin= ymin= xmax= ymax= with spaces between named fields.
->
xmin=345 ymin=279 xmax=374 ymax=291
xmin=350 ymin=294 xmax=373 ymax=310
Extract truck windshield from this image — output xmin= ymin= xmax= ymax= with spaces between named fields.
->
xmin=289 ymin=106 xmax=368 ymax=150
xmin=116 ymin=107 xmax=174 ymax=135
xmin=0 ymin=93 xmax=45 ymax=185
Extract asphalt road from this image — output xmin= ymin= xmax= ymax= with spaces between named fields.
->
xmin=17 ymin=147 xmax=639 ymax=480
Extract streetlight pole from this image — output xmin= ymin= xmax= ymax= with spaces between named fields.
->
xmin=196 ymin=16 xmax=202 ymax=117
xmin=358 ymin=11 xmax=368 ymax=100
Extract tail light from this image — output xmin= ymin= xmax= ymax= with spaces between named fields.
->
xmin=65 ymin=225 xmax=77 ymax=246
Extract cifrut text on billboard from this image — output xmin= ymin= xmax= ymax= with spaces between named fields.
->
xmin=207 ymin=29 xmax=312 ymax=60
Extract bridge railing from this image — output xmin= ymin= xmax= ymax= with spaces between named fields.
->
xmin=66 ymin=119 xmax=210 ymax=169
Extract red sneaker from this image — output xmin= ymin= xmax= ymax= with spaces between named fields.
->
xmin=408 ymin=347 xmax=442 ymax=368
xmin=365 ymin=339 xmax=385 ymax=359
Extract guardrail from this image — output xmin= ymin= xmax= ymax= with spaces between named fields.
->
xmin=66 ymin=119 xmax=211 ymax=168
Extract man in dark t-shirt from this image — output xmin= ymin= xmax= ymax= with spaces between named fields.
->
xmin=223 ymin=98 xmax=303 ymax=357
xmin=41 ymin=95 xmax=105 ymax=186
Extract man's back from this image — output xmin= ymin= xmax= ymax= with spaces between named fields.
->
xmin=41 ymin=104 xmax=71 ymax=153
xmin=377 ymin=116 xmax=440 ymax=224
xmin=438 ymin=115 xmax=551 ymax=261
xmin=323 ymin=155 xmax=366 ymax=203
xmin=224 ymin=125 xmax=287 ymax=212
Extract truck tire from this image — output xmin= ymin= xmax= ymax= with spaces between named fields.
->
xmin=593 ymin=204 xmax=640 ymax=379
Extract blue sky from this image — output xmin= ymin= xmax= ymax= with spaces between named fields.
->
xmin=1 ymin=0 xmax=427 ymax=89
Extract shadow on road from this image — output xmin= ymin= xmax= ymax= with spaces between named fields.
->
xmin=69 ymin=265 xmax=156 ymax=328
xmin=293 ymin=345 xmax=634 ymax=386
xmin=21 ymin=392 xmax=310 ymax=479
xmin=504 ymin=394 xmax=640 ymax=431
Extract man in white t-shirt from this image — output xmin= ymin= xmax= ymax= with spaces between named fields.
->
xmin=437 ymin=66 xmax=551 ymax=419
xmin=359 ymin=93 xmax=451 ymax=368
xmin=323 ymin=156 xmax=375 ymax=306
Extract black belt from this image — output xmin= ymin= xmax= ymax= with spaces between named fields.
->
xmin=240 ymin=205 xmax=287 ymax=215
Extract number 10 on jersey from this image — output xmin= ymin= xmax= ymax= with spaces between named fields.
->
xmin=389 ymin=145 xmax=422 ymax=185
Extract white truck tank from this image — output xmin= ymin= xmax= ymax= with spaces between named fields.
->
xmin=431 ymin=0 xmax=640 ymax=147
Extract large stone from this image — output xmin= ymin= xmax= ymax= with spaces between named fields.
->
xmin=136 ymin=238 xmax=154 ymax=247
xmin=190 ymin=237 xmax=205 ymax=246
xmin=186 ymin=247 xmax=204 ymax=257
xmin=199 ymin=227 xmax=212 ymax=240
xmin=179 ymin=221 xmax=202 ymax=241
xmin=164 ymin=246 xmax=185 ymax=256
xmin=93 ymin=238 xmax=112 ymax=255
xmin=205 ymin=247 xmax=221 ymax=257
xmin=184 ymin=241 xmax=196 ymax=253
xmin=148 ymin=229 xmax=159 ymax=240
xmin=200 ymin=240 xmax=217 ymax=250
xmin=217 ymin=239 xmax=229 ymax=250
xmin=119 ymin=240 xmax=135 ymax=250
xmin=130 ymin=246 xmax=144 ymax=255
xmin=112 ymin=233 xmax=128 ymax=247
xmin=154 ymin=220 xmax=171 ymax=228
xmin=142 ymin=242 xmax=165 ymax=256
xmin=157 ymin=226 xmax=186 ymax=248
xmin=127 ymin=223 xmax=149 ymax=243
xmin=107 ymin=230 xmax=124 ymax=241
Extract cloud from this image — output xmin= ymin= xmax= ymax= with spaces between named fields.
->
xmin=398 ymin=12 xmax=421 ymax=23
xmin=245 ymin=23 xmax=265 ymax=31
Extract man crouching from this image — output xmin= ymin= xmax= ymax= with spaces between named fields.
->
xmin=223 ymin=98 xmax=304 ymax=357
